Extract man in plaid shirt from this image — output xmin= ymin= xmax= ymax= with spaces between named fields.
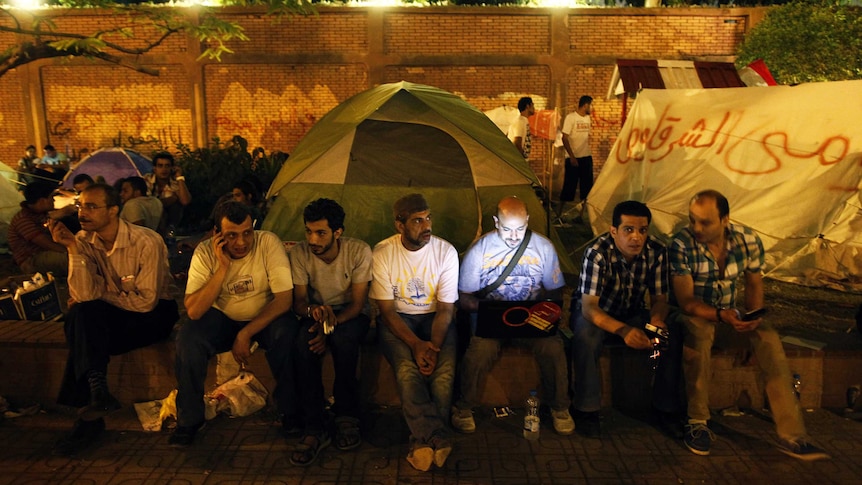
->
xmin=572 ymin=200 xmax=682 ymax=438
xmin=671 ymin=189 xmax=828 ymax=461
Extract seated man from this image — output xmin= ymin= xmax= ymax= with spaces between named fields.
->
xmin=453 ymin=196 xmax=574 ymax=435
xmin=119 ymin=176 xmax=163 ymax=230
xmin=8 ymin=181 xmax=68 ymax=276
xmin=571 ymin=200 xmax=682 ymax=438
xmin=671 ymin=189 xmax=829 ymax=460
xmin=144 ymin=152 xmax=191 ymax=234
xmin=47 ymin=183 xmax=178 ymax=455
xmin=289 ymin=198 xmax=372 ymax=466
xmin=370 ymin=194 xmax=458 ymax=472
xmin=172 ymin=201 xmax=297 ymax=448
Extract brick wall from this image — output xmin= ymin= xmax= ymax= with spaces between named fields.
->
xmin=0 ymin=6 xmax=764 ymax=183
xmin=203 ymin=63 xmax=368 ymax=151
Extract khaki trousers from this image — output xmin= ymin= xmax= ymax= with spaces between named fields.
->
xmin=680 ymin=314 xmax=807 ymax=441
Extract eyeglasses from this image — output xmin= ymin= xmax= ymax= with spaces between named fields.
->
xmin=75 ymin=202 xmax=108 ymax=212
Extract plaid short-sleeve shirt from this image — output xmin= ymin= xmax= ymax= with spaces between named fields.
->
xmin=578 ymin=233 xmax=669 ymax=320
xmin=669 ymin=223 xmax=764 ymax=309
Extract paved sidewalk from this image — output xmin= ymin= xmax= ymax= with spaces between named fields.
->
xmin=1 ymin=404 xmax=859 ymax=484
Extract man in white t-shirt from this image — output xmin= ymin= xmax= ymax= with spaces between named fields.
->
xmin=288 ymin=198 xmax=372 ymax=466
xmin=556 ymin=95 xmax=593 ymax=222
xmin=370 ymin=193 xmax=459 ymax=472
xmin=171 ymin=201 xmax=296 ymax=448
xmin=119 ymin=176 xmax=163 ymax=231
xmin=507 ymin=97 xmax=534 ymax=159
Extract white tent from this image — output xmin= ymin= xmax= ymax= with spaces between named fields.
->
xmin=588 ymin=81 xmax=862 ymax=291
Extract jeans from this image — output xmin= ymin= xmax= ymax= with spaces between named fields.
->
xmin=57 ymin=299 xmax=178 ymax=407
xmin=378 ymin=312 xmax=456 ymax=445
xmin=571 ymin=309 xmax=683 ymax=414
xmin=294 ymin=313 xmax=370 ymax=433
xmin=456 ymin=332 xmax=571 ymax=412
xmin=680 ymin=314 xmax=807 ymax=441
xmin=174 ymin=308 xmax=300 ymax=427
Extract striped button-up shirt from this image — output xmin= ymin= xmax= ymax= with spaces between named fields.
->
xmin=669 ymin=224 xmax=764 ymax=309
xmin=578 ymin=233 xmax=668 ymax=320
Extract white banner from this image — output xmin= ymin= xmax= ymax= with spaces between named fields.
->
xmin=589 ymin=81 xmax=862 ymax=290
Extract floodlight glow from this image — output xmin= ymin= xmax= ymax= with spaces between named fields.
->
xmin=10 ymin=0 xmax=45 ymax=10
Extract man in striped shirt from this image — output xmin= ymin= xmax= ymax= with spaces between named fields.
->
xmin=671 ymin=189 xmax=828 ymax=461
xmin=8 ymin=182 xmax=68 ymax=276
xmin=572 ymin=200 xmax=682 ymax=438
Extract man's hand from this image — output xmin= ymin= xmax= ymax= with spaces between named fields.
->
xmin=721 ymin=308 xmax=761 ymax=332
xmin=47 ymin=219 xmax=77 ymax=250
xmin=212 ymin=233 xmax=231 ymax=268
xmin=411 ymin=340 xmax=440 ymax=376
xmin=231 ymin=330 xmax=253 ymax=366
xmin=173 ymin=165 xmax=183 ymax=178
xmin=619 ymin=325 xmax=653 ymax=350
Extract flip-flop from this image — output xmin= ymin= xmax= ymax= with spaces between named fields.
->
xmin=289 ymin=433 xmax=331 ymax=467
xmin=334 ymin=417 xmax=362 ymax=451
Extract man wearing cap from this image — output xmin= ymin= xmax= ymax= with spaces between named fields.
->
xmin=452 ymin=196 xmax=574 ymax=435
xmin=370 ymin=193 xmax=459 ymax=472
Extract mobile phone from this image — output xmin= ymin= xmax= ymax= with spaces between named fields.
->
xmin=741 ymin=308 xmax=768 ymax=321
xmin=644 ymin=323 xmax=669 ymax=339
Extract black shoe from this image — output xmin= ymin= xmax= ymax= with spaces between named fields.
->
xmin=652 ymin=409 xmax=685 ymax=439
xmin=168 ymin=421 xmax=206 ymax=448
xmin=78 ymin=389 xmax=121 ymax=421
xmin=52 ymin=418 xmax=105 ymax=456
xmin=574 ymin=410 xmax=601 ymax=438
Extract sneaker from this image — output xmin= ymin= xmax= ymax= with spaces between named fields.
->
xmin=52 ymin=418 xmax=105 ymax=456
xmin=450 ymin=406 xmax=476 ymax=434
xmin=78 ymin=389 xmax=121 ymax=421
xmin=551 ymin=409 xmax=575 ymax=435
xmin=777 ymin=439 xmax=831 ymax=461
xmin=684 ymin=422 xmax=715 ymax=456
xmin=574 ymin=410 xmax=601 ymax=438
xmin=429 ymin=435 xmax=453 ymax=468
xmin=168 ymin=421 xmax=206 ymax=448
xmin=406 ymin=444 xmax=434 ymax=472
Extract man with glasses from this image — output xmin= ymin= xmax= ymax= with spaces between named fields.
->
xmin=47 ymin=183 xmax=179 ymax=455
xmin=172 ymin=201 xmax=296 ymax=448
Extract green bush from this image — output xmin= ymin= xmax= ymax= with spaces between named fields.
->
xmin=173 ymin=136 xmax=287 ymax=231
xmin=736 ymin=0 xmax=862 ymax=84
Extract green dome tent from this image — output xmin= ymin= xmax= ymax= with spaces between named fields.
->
xmin=264 ymin=81 xmax=575 ymax=276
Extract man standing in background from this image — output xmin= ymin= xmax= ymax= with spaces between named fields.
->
xmin=556 ymin=95 xmax=593 ymax=224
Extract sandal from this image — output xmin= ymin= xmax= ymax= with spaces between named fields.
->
xmin=290 ymin=432 xmax=331 ymax=467
xmin=334 ymin=417 xmax=362 ymax=451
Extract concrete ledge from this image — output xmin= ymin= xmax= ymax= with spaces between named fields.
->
xmin=0 ymin=319 xmax=855 ymax=411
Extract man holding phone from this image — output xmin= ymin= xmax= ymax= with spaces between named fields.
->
xmin=172 ymin=201 xmax=296 ymax=448
xmin=572 ymin=200 xmax=683 ymax=438
xmin=670 ymin=190 xmax=828 ymax=460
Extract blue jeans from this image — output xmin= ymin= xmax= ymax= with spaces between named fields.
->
xmin=294 ymin=313 xmax=370 ymax=433
xmin=572 ymin=309 xmax=682 ymax=413
xmin=174 ymin=308 xmax=300 ymax=427
xmin=378 ymin=312 xmax=456 ymax=445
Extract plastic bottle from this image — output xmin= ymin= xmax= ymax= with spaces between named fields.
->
xmin=793 ymin=373 xmax=802 ymax=401
xmin=523 ymin=390 xmax=540 ymax=441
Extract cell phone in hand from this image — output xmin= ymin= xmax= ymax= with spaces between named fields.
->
xmin=644 ymin=323 xmax=669 ymax=339
xmin=741 ymin=308 xmax=768 ymax=321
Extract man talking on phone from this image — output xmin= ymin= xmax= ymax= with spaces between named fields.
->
xmin=171 ymin=201 xmax=297 ymax=448
xmin=671 ymin=189 xmax=829 ymax=460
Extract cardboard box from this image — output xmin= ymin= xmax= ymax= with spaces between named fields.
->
xmin=0 ymin=292 xmax=20 ymax=320
xmin=1 ymin=274 xmax=62 ymax=321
